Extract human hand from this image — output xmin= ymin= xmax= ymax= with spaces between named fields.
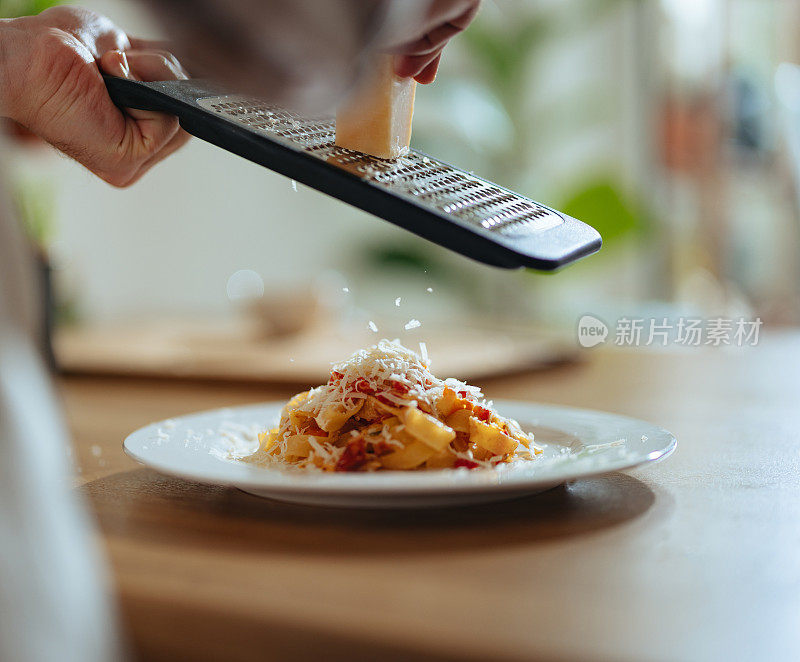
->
xmin=0 ymin=6 xmax=190 ymax=187
xmin=389 ymin=0 xmax=480 ymax=83
xmin=138 ymin=0 xmax=478 ymax=113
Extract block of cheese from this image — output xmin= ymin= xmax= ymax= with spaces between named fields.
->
xmin=335 ymin=55 xmax=416 ymax=160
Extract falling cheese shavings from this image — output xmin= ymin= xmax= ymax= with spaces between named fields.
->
xmin=419 ymin=342 xmax=428 ymax=366
xmin=291 ymin=180 xmax=298 ymax=192
xmin=394 ymin=297 xmax=401 ymax=307
xmin=426 ymin=287 xmax=433 ymax=293
xmin=368 ymin=321 xmax=378 ymax=333
xmin=342 ymin=287 xmax=350 ymax=293
xmin=404 ymin=319 xmax=421 ymax=330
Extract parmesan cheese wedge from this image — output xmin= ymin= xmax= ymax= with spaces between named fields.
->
xmin=335 ymin=55 xmax=416 ymax=159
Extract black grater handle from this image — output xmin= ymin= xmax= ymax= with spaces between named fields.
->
xmin=103 ymin=75 xmax=164 ymax=111
xmin=103 ymin=75 xmax=221 ymax=115
xmin=102 ymin=74 xmax=602 ymax=271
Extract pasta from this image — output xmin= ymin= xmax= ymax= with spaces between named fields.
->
xmin=249 ymin=339 xmax=542 ymax=472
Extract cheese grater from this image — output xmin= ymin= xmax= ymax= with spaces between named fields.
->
xmin=104 ymin=76 xmax=601 ymax=270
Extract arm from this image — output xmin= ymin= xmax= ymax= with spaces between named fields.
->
xmin=0 ymin=2 xmax=479 ymax=185
xmin=0 ymin=6 xmax=190 ymax=187
xmin=141 ymin=0 xmax=480 ymax=110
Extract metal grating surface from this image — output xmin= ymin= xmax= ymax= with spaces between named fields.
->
xmin=196 ymin=96 xmax=563 ymax=236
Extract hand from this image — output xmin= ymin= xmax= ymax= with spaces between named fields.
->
xmin=138 ymin=0 xmax=478 ymax=113
xmin=0 ymin=7 xmax=190 ymax=187
xmin=390 ymin=0 xmax=480 ymax=84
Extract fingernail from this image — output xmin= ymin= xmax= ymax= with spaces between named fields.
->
xmin=118 ymin=51 xmax=131 ymax=79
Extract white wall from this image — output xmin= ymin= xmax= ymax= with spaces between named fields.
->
xmin=7 ymin=0 xmax=420 ymax=321
xmin=18 ymin=135 xmax=393 ymax=320
xmin=7 ymin=0 xmax=654 ymax=325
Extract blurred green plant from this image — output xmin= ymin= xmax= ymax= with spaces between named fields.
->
xmin=458 ymin=13 xmax=548 ymax=182
xmin=369 ymin=1 xmax=656 ymax=280
xmin=0 ymin=0 xmax=63 ymax=18
xmin=2 ymin=0 xmax=81 ymax=329
xmin=13 ymin=176 xmax=56 ymax=250
xmin=12 ymin=176 xmax=80 ymax=326
xmin=354 ymin=2 xmax=664 ymax=322
xmin=559 ymin=177 xmax=652 ymax=244
xmin=361 ymin=238 xmax=470 ymax=288
xmin=462 ymin=2 xmax=657 ymax=250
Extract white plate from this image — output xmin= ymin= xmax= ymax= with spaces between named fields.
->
xmin=123 ymin=401 xmax=676 ymax=509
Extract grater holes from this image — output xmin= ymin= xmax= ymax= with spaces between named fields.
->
xmin=484 ymin=203 xmax=562 ymax=234
xmin=374 ymin=163 xmax=450 ymax=184
xmin=205 ymin=98 xmax=334 ymax=146
xmin=408 ymin=178 xmax=482 ymax=199
xmin=196 ymin=95 xmax=564 ymax=237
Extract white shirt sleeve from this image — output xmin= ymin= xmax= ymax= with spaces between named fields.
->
xmin=0 ymin=3 xmax=440 ymax=657
xmin=0 ymin=151 xmax=122 ymax=662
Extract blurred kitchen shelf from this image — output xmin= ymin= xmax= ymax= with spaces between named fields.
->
xmin=53 ymin=318 xmax=579 ymax=384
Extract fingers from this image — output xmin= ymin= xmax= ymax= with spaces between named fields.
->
xmin=125 ymin=48 xmax=191 ymax=172
xmin=389 ymin=1 xmax=479 ymax=83
xmin=127 ymin=36 xmax=173 ymax=52
xmin=414 ymin=54 xmax=442 ymax=84
xmin=91 ymin=24 xmax=131 ymax=61
xmin=123 ymin=49 xmax=189 ymax=83
xmin=134 ymin=124 xmax=192 ymax=181
xmin=390 ymin=21 xmax=463 ymax=58
xmin=124 ymin=50 xmax=191 ymax=174
xmin=98 ymin=49 xmax=188 ymax=186
xmin=113 ymin=49 xmax=189 ymax=157
xmin=99 ymin=48 xmax=131 ymax=80
xmin=395 ymin=50 xmax=443 ymax=81
xmin=37 ymin=6 xmax=130 ymax=59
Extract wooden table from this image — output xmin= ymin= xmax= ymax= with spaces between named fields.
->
xmin=63 ymin=334 xmax=800 ymax=662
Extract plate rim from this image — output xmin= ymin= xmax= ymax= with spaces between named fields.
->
xmin=122 ymin=400 xmax=677 ymax=496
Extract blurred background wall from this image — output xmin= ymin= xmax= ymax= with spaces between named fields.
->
xmin=4 ymin=0 xmax=800 ymax=350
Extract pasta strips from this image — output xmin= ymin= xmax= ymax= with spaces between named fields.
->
xmin=251 ymin=340 xmax=542 ymax=472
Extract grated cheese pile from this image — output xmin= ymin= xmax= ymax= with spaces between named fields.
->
xmin=247 ymin=340 xmax=542 ymax=472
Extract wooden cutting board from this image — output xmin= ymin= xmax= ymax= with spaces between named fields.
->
xmin=54 ymin=317 xmax=577 ymax=384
